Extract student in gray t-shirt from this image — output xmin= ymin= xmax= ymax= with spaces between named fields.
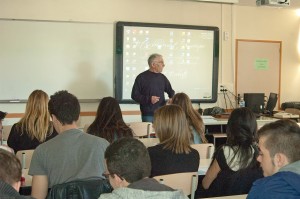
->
xmin=29 ymin=91 xmax=109 ymax=199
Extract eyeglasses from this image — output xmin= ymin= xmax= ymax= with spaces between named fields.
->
xmin=102 ymin=172 xmax=124 ymax=180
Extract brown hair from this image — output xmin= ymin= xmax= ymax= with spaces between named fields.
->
xmin=0 ymin=149 xmax=21 ymax=185
xmin=154 ymin=104 xmax=191 ymax=154
xmin=172 ymin=92 xmax=207 ymax=143
xmin=258 ymin=119 xmax=300 ymax=163
xmin=87 ymin=97 xmax=133 ymax=143
xmin=17 ymin=90 xmax=52 ymax=142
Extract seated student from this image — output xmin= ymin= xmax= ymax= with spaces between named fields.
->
xmin=29 ymin=90 xmax=109 ymax=199
xmin=0 ymin=111 xmax=14 ymax=153
xmin=172 ymin=92 xmax=207 ymax=144
xmin=7 ymin=90 xmax=58 ymax=153
xmin=247 ymin=119 xmax=300 ymax=199
xmin=148 ymin=104 xmax=200 ymax=177
xmin=0 ymin=149 xmax=34 ymax=199
xmin=99 ymin=137 xmax=188 ymax=199
xmin=201 ymin=107 xmax=263 ymax=197
xmin=87 ymin=96 xmax=133 ymax=143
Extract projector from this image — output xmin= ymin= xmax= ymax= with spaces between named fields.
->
xmin=256 ymin=0 xmax=290 ymax=6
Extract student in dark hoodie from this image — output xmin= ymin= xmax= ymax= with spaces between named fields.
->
xmin=0 ymin=149 xmax=35 ymax=199
xmin=99 ymin=137 xmax=188 ymax=199
xmin=247 ymin=119 xmax=300 ymax=199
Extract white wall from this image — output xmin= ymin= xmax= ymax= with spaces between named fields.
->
xmin=1 ymin=0 xmax=299 ymax=127
xmin=235 ymin=5 xmax=300 ymax=105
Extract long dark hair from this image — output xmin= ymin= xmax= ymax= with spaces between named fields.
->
xmin=225 ymin=107 xmax=258 ymax=169
xmin=87 ymin=97 xmax=133 ymax=143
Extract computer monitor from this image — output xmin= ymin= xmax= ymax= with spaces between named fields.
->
xmin=244 ymin=93 xmax=265 ymax=114
xmin=265 ymin=93 xmax=278 ymax=115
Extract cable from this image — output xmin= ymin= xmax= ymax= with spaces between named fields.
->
xmin=225 ymin=92 xmax=235 ymax=109
xmin=222 ymin=91 xmax=228 ymax=110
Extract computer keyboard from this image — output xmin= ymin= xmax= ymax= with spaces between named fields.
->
xmin=281 ymin=102 xmax=300 ymax=110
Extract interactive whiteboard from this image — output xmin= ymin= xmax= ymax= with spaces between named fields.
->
xmin=115 ymin=21 xmax=219 ymax=103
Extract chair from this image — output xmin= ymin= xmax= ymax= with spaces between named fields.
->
xmin=191 ymin=143 xmax=215 ymax=159
xmin=137 ymin=137 xmax=159 ymax=148
xmin=2 ymin=125 xmax=12 ymax=141
xmin=83 ymin=123 xmax=91 ymax=133
xmin=128 ymin=122 xmax=152 ymax=138
xmin=16 ymin=149 xmax=34 ymax=169
xmin=46 ymin=177 xmax=112 ymax=199
xmin=153 ymin=172 xmax=198 ymax=199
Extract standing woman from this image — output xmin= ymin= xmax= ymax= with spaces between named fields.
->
xmin=86 ymin=97 xmax=133 ymax=143
xmin=148 ymin=104 xmax=200 ymax=177
xmin=201 ymin=107 xmax=263 ymax=197
xmin=172 ymin=92 xmax=207 ymax=144
xmin=7 ymin=90 xmax=58 ymax=153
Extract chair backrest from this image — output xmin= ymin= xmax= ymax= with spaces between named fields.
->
xmin=16 ymin=149 xmax=34 ymax=169
xmin=128 ymin=122 xmax=152 ymax=138
xmin=137 ymin=137 xmax=159 ymax=148
xmin=153 ymin=172 xmax=198 ymax=199
xmin=191 ymin=143 xmax=215 ymax=159
xmin=2 ymin=125 xmax=12 ymax=141
xmin=83 ymin=123 xmax=91 ymax=133
xmin=46 ymin=178 xmax=113 ymax=199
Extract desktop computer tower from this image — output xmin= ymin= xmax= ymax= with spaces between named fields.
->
xmin=244 ymin=93 xmax=265 ymax=114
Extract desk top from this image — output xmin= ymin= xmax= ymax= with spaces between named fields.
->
xmin=203 ymin=116 xmax=278 ymax=126
xmin=202 ymin=194 xmax=247 ymax=199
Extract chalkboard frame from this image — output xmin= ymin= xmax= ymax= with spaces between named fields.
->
xmin=115 ymin=21 xmax=219 ymax=103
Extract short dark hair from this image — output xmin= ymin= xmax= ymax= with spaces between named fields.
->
xmin=48 ymin=90 xmax=80 ymax=125
xmin=258 ymin=119 xmax=300 ymax=163
xmin=105 ymin=137 xmax=151 ymax=183
xmin=0 ymin=149 xmax=22 ymax=185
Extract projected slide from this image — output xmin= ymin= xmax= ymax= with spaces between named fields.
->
xmin=115 ymin=22 xmax=219 ymax=103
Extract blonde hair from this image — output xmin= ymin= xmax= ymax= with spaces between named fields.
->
xmin=172 ymin=93 xmax=207 ymax=143
xmin=154 ymin=104 xmax=191 ymax=154
xmin=17 ymin=90 xmax=52 ymax=142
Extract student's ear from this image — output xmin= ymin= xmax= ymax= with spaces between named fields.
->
xmin=112 ymin=174 xmax=129 ymax=188
xmin=274 ymin=153 xmax=289 ymax=168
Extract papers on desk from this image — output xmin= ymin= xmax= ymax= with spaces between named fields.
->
xmin=201 ymin=115 xmax=215 ymax=119
xmin=273 ymin=112 xmax=299 ymax=119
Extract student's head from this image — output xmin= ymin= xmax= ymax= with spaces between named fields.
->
xmin=154 ymin=104 xmax=191 ymax=154
xmin=95 ymin=97 xmax=123 ymax=125
xmin=172 ymin=92 xmax=206 ymax=142
xmin=25 ymin=90 xmax=49 ymax=120
xmin=148 ymin=53 xmax=164 ymax=73
xmin=104 ymin=137 xmax=151 ymax=189
xmin=0 ymin=149 xmax=22 ymax=191
xmin=87 ymin=97 xmax=133 ymax=143
xmin=172 ymin=93 xmax=192 ymax=113
xmin=226 ymin=107 xmax=257 ymax=147
xmin=18 ymin=90 xmax=51 ymax=142
xmin=257 ymin=119 xmax=300 ymax=177
xmin=48 ymin=90 xmax=80 ymax=125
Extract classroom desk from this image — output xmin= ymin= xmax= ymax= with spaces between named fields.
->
xmin=203 ymin=116 xmax=278 ymax=133
xmin=202 ymin=194 xmax=247 ymax=199
xmin=203 ymin=115 xmax=278 ymax=126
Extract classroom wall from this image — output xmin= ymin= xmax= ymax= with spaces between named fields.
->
xmin=235 ymin=6 xmax=300 ymax=105
xmin=1 ymin=0 xmax=299 ymax=127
